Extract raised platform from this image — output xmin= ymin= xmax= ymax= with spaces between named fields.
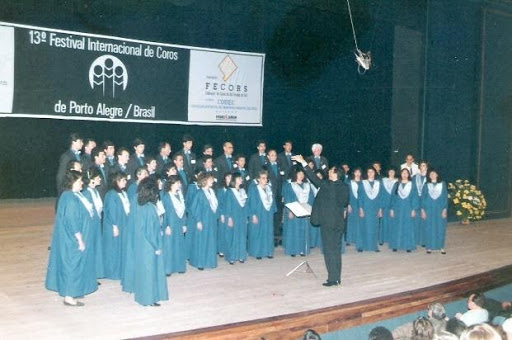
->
xmin=0 ymin=199 xmax=511 ymax=340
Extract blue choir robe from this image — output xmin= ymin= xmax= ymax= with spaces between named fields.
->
xmin=121 ymin=198 xmax=138 ymax=293
xmin=223 ymin=188 xmax=249 ymax=262
xmin=133 ymin=202 xmax=169 ymax=306
xmin=162 ymin=191 xmax=188 ymax=274
xmin=185 ymin=182 xmax=199 ymax=259
xmin=282 ymin=181 xmax=314 ymax=256
xmin=103 ymin=189 xmax=129 ymax=279
xmin=216 ymin=187 xmax=229 ymax=255
xmin=357 ymin=179 xmax=383 ymax=251
xmin=127 ymin=182 xmax=138 ymax=202
xmin=82 ymin=188 xmax=105 ymax=278
xmin=188 ymin=188 xmax=220 ymax=269
xmin=346 ymin=180 xmax=361 ymax=244
xmin=413 ymin=174 xmax=427 ymax=245
xmin=421 ymin=182 xmax=448 ymax=250
xmin=389 ymin=181 xmax=419 ymax=251
xmin=247 ymin=184 xmax=277 ymax=258
xmin=46 ymin=191 xmax=98 ymax=297
xmin=380 ymin=178 xmax=398 ymax=244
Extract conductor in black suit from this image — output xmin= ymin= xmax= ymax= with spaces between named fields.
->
xmin=293 ymin=154 xmax=349 ymax=287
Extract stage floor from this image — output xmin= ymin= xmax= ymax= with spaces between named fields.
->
xmin=1 ymin=199 xmax=511 ymax=339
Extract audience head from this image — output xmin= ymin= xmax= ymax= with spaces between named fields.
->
xmin=135 ymin=166 xmax=149 ymax=183
xmin=223 ymin=172 xmax=232 ymax=188
xmin=267 ymin=149 xmax=277 ymax=163
xmin=173 ymin=154 xmax=184 ymax=169
xmin=468 ymin=292 xmax=486 ymax=310
xmin=352 ymin=167 xmax=362 ymax=180
xmin=328 ymin=165 xmax=342 ymax=182
xmin=386 ymin=167 xmax=396 ymax=179
xmin=256 ymin=170 xmax=269 ymax=186
xmin=368 ymin=326 xmax=393 ymax=340
xmin=163 ymin=163 xmax=177 ymax=177
xmin=419 ymin=160 xmax=429 ymax=174
xmin=202 ymin=155 xmax=213 ymax=169
xmin=459 ymin=323 xmax=503 ymax=340
xmin=234 ymin=154 xmax=246 ymax=168
xmin=427 ymin=302 xmax=447 ymax=321
xmin=365 ymin=166 xmax=377 ymax=180
xmin=445 ymin=318 xmax=467 ymax=338
xmin=83 ymin=138 xmax=96 ymax=154
xmin=412 ymin=316 xmax=434 ymax=340
xmin=400 ymin=167 xmax=411 ymax=181
xmin=405 ymin=153 xmax=415 ymax=165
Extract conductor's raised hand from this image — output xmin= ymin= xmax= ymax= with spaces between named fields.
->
xmin=291 ymin=155 xmax=305 ymax=164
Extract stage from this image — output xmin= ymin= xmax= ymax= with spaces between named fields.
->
xmin=1 ymin=199 xmax=512 ymax=339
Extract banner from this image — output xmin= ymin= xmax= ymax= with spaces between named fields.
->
xmin=0 ymin=22 xmax=264 ymax=126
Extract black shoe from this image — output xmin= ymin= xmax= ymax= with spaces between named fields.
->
xmin=151 ymin=302 xmax=161 ymax=307
xmin=64 ymin=300 xmax=85 ymax=307
xmin=379 ymin=243 xmax=384 ymax=246
xmin=267 ymin=256 xmax=273 ymax=259
xmin=300 ymin=253 xmax=305 ymax=257
xmin=346 ymin=243 xmax=351 ymax=246
xmin=406 ymin=250 xmax=411 ymax=253
xmin=421 ymin=244 xmax=426 ymax=248
xmin=166 ymin=273 xmax=171 ymax=277
xmin=393 ymin=249 xmax=397 ymax=252
xmin=239 ymin=259 xmax=245 ymax=263
xmin=357 ymin=249 xmax=363 ymax=252
xmin=291 ymin=254 xmax=296 ymax=257
xmin=97 ymin=281 xmax=102 ymax=285
xmin=198 ymin=267 xmax=204 ymax=271
xmin=256 ymin=257 xmax=262 ymax=260
xmin=229 ymin=261 xmax=234 ymax=265
xmin=178 ymin=272 xmax=185 ymax=274
xmin=441 ymin=250 xmax=447 ymax=255
xmin=375 ymin=249 xmax=380 ymax=253
xmin=218 ymin=252 xmax=224 ymax=258
xmin=322 ymin=281 xmax=340 ymax=287
xmin=426 ymin=250 xmax=432 ymax=254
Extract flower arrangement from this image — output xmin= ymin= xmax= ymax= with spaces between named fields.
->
xmin=447 ymin=179 xmax=487 ymax=223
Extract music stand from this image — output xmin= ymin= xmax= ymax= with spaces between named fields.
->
xmin=285 ymin=202 xmax=316 ymax=278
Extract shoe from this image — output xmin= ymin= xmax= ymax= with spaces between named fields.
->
xmin=198 ymin=267 xmax=204 ymax=271
xmin=178 ymin=272 xmax=185 ymax=274
xmin=406 ymin=250 xmax=411 ymax=253
xmin=151 ymin=302 xmax=161 ymax=307
xmin=239 ymin=260 xmax=245 ymax=263
xmin=218 ymin=252 xmax=224 ymax=257
xmin=392 ymin=249 xmax=397 ymax=252
xmin=97 ymin=281 xmax=102 ymax=285
xmin=322 ymin=281 xmax=340 ymax=287
xmin=267 ymin=256 xmax=273 ymax=259
xmin=375 ymin=249 xmax=380 ymax=253
xmin=426 ymin=250 xmax=432 ymax=254
xmin=421 ymin=244 xmax=426 ymax=248
xmin=229 ymin=261 xmax=234 ymax=265
xmin=64 ymin=300 xmax=85 ymax=307
xmin=441 ymin=250 xmax=446 ymax=255
xmin=357 ymin=249 xmax=363 ymax=252
xmin=300 ymin=253 xmax=305 ymax=257
xmin=379 ymin=243 xmax=384 ymax=246
xmin=346 ymin=243 xmax=351 ymax=246
xmin=256 ymin=257 xmax=262 ymax=260
xmin=166 ymin=273 xmax=171 ymax=277
xmin=291 ymin=255 xmax=296 ymax=257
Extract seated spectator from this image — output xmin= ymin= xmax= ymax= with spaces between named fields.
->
xmin=482 ymin=294 xmax=512 ymax=322
xmin=502 ymin=318 xmax=512 ymax=339
xmin=412 ymin=316 xmax=434 ymax=340
xmin=459 ymin=323 xmax=503 ymax=340
xmin=393 ymin=303 xmax=448 ymax=340
xmin=369 ymin=326 xmax=393 ymax=340
xmin=456 ymin=293 xmax=490 ymax=327
xmin=445 ymin=318 xmax=467 ymax=338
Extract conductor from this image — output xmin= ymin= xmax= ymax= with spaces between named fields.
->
xmin=293 ymin=155 xmax=349 ymax=287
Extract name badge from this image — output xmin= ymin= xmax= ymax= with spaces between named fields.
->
xmin=246 ymin=176 xmax=251 ymax=181
xmin=280 ymin=171 xmax=285 ymax=176
xmin=322 ymin=164 xmax=327 ymax=170
xmin=191 ymin=159 xmax=196 ymax=164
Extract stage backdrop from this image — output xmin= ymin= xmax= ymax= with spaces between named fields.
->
xmin=0 ymin=22 xmax=264 ymax=126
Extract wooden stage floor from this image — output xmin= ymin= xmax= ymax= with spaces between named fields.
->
xmin=1 ymin=199 xmax=511 ymax=339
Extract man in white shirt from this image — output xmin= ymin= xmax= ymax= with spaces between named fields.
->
xmin=456 ymin=292 xmax=489 ymax=327
xmin=400 ymin=154 xmax=419 ymax=177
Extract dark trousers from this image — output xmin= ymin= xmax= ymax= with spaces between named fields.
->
xmin=320 ymin=225 xmax=344 ymax=282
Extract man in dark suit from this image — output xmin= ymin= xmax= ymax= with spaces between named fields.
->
xmin=308 ymin=143 xmax=329 ymax=174
xmin=265 ymin=149 xmax=285 ymax=244
xmin=173 ymin=153 xmax=189 ymax=196
xmin=109 ymin=147 xmax=130 ymax=180
xmin=155 ymin=142 xmax=171 ymax=176
xmin=294 ymin=154 xmax=349 ymax=287
xmin=102 ymin=140 xmax=116 ymax=175
xmin=91 ymin=147 xmax=108 ymax=199
xmin=277 ymin=140 xmax=295 ymax=179
xmin=175 ymin=134 xmax=197 ymax=181
xmin=81 ymin=138 xmax=97 ymax=173
xmin=248 ymin=140 xmax=268 ymax=180
xmin=56 ymin=132 xmax=83 ymax=195
xmin=214 ymin=141 xmax=234 ymax=185
xmin=126 ymin=138 xmax=145 ymax=181
xmin=233 ymin=154 xmax=251 ymax=190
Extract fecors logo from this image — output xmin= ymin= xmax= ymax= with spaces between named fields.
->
xmin=89 ymin=55 xmax=128 ymax=98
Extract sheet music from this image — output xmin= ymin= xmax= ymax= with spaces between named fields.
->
xmin=285 ymin=202 xmax=312 ymax=217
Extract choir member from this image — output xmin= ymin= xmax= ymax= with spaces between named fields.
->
xmin=81 ymin=167 xmax=105 ymax=279
xmin=389 ymin=168 xmax=419 ymax=252
xmin=162 ymin=175 xmax=188 ymax=274
xmin=248 ymin=140 xmax=268 ymax=179
xmin=421 ymin=168 xmax=448 ymax=254
xmin=145 ymin=156 xmax=157 ymax=175
xmin=91 ymin=147 xmax=108 ymax=199
xmin=81 ymin=138 xmax=96 ymax=172
xmin=127 ymin=167 xmax=149 ymax=202
xmin=176 ymin=134 xmax=197 ymax=181
xmin=277 ymin=140 xmax=295 ymax=179
xmin=346 ymin=167 xmax=362 ymax=246
xmin=380 ymin=167 xmax=398 ymax=245
xmin=401 ymin=153 xmax=419 ymax=177
xmin=214 ymin=141 xmax=235 ymax=185
xmin=102 ymin=140 xmax=116 ymax=172
xmin=132 ymin=177 xmax=168 ymax=306
xmin=56 ymin=133 xmax=83 ymax=196
xmin=110 ymin=147 xmax=130 ymax=180
xmin=103 ymin=172 xmax=130 ymax=279
xmin=282 ymin=168 xmax=314 ymax=256
xmin=357 ymin=166 xmax=383 ymax=252
xmin=46 ymin=170 xmax=97 ymax=306
xmin=155 ymin=142 xmax=171 ymax=176
xmin=234 ymin=154 xmax=250 ymax=189
xmin=223 ymin=172 xmax=249 ymax=264
xmin=188 ymin=172 xmax=219 ymax=270
xmin=308 ymin=143 xmax=329 ymax=173
xmin=247 ymin=170 xmax=276 ymax=259
xmin=173 ymin=153 xmax=189 ymax=196
xmin=217 ymin=172 xmax=232 ymax=257
xmin=126 ymin=138 xmax=145 ymax=181
xmin=413 ymin=161 xmax=429 ymax=246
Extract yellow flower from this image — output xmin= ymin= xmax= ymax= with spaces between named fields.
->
xmin=456 ymin=211 xmax=462 ymax=216
xmin=453 ymin=198 xmax=460 ymax=204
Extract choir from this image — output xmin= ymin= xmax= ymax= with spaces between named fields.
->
xmin=45 ymin=133 xmax=448 ymax=306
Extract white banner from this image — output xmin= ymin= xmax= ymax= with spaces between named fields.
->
xmin=188 ymin=50 xmax=264 ymax=126
xmin=0 ymin=26 xmax=14 ymax=113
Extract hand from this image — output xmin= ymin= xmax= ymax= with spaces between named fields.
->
xmin=220 ymin=215 xmax=225 ymax=223
xmin=411 ymin=210 xmax=416 ymax=218
xmin=197 ymin=221 xmax=203 ymax=231
xmin=288 ymin=211 xmax=294 ymax=219
xmin=113 ymin=225 xmax=119 ymax=237
xmin=165 ymin=226 xmax=171 ymax=236
xmin=442 ymin=209 xmax=447 ymax=219
xmin=252 ymin=215 xmax=258 ymax=224
xmin=377 ymin=209 xmax=382 ymax=218
xmin=421 ymin=209 xmax=426 ymax=220
xmin=78 ymin=240 xmax=85 ymax=252
xmin=291 ymin=155 xmax=305 ymax=164
xmin=347 ymin=204 xmax=352 ymax=214
xmin=182 ymin=226 xmax=187 ymax=233
xmin=227 ymin=217 xmax=234 ymax=227
xmin=155 ymin=249 xmax=162 ymax=256
xmin=390 ymin=210 xmax=394 ymax=218
xmin=359 ymin=208 xmax=365 ymax=218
